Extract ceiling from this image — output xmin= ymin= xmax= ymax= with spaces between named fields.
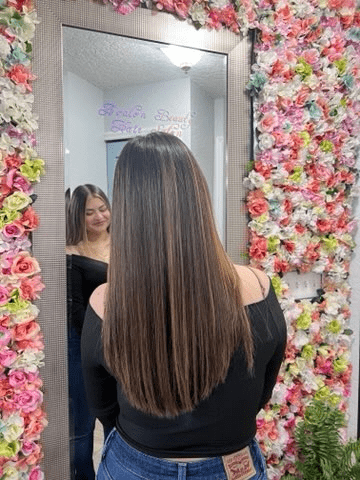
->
xmin=62 ymin=26 xmax=227 ymax=98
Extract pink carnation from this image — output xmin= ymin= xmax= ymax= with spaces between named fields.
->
xmin=13 ymin=321 xmax=40 ymax=341
xmin=0 ymin=327 xmax=11 ymax=347
xmin=6 ymin=64 xmax=36 ymax=92
xmin=19 ymin=276 xmax=45 ymax=301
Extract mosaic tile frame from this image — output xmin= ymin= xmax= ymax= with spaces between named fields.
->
xmin=32 ymin=0 xmax=251 ymax=477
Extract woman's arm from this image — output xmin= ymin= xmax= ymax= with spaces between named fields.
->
xmin=81 ymin=288 xmax=119 ymax=431
xmin=258 ymin=287 xmax=287 ymax=410
xmin=67 ymin=255 xmax=86 ymax=336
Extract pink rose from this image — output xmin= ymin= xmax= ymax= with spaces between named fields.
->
xmin=29 ymin=466 xmax=44 ymax=480
xmin=302 ymin=48 xmax=320 ymax=65
xmin=0 ymin=327 xmax=11 ymax=347
xmin=19 ymin=276 xmax=45 ymax=301
xmin=0 ymin=285 xmax=9 ymax=306
xmin=13 ymin=174 xmax=33 ymax=194
xmin=2 ymin=222 xmax=25 ymax=239
xmin=14 ymin=389 xmax=43 ymax=413
xmin=8 ymin=370 xmax=27 ymax=388
xmin=247 ymin=191 xmax=269 ymax=217
xmin=259 ymin=112 xmax=279 ymax=133
xmin=11 ymin=252 xmax=40 ymax=277
xmin=0 ymin=348 xmax=17 ymax=367
xmin=249 ymin=235 xmax=268 ymax=261
xmin=22 ymin=440 xmax=39 ymax=456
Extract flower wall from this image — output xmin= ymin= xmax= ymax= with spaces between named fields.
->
xmin=0 ymin=1 xmax=46 ymax=479
xmin=245 ymin=3 xmax=360 ymax=478
xmin=0 ymin=0 xmax=358 ymax=478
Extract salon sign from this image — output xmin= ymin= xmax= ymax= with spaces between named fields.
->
xmin=98 ymin=102 xmax=196 ymax=137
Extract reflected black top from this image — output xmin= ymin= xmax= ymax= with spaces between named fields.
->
xmin=81 ymin=284 xmax=286 ymax=457
xmin=66 ymin=254 xmax=108 ymax=336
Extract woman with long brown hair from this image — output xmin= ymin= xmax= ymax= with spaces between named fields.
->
xmin=81 ymin=133 xmax=287 ymax=479
xmin=66 ymin=184 xmax=111 ymax=480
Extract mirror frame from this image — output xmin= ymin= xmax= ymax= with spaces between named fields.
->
xmin=33 ymin=0 xmax=251 ymax=477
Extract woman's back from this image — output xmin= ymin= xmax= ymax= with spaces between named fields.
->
xmin=82 ymin=266 xmax=286 ymax=457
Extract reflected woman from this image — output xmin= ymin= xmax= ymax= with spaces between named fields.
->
xmin=81 ymin=133 xmax=287 ymax=479
xmin=66 ymin=184 xmax=110 ymax=480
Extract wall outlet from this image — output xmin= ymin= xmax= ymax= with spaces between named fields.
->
xmin=282 ymin=271 xmax=322 ymax=300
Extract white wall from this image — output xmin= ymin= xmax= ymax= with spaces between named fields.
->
xmin=213 ymin=97 xmax=226 ymax=244
xmin=63 ymin=71 xmax=107 ymax=194
xmin=190 ymin=82 xmax=214 ymax=198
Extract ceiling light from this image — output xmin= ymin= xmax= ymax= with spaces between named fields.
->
xmin=161 ymin=46 xmax=202 ymax=73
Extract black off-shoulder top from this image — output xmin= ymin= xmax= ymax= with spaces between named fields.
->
xmin=66 ymin=254 xmax=108 ymax=336
xmin=81 ymin=282 xmax=286 ymax=458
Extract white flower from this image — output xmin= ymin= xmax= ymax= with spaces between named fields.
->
xmin=293 ymin=330 xmax=309 ymax=349
xmin=11 ymin=349 xmax=45 ymax=372
xmin=258 ymin=133 xmax=275 ymax=150
xmin=12 ymin=303 xmax=39 ymax=324
xmin=256 ymin=50 xmax=278 ymax=71
xmin=189 ymin=4 xmax=207 ymax=25
xmin=209 ymin=0 xmax=229 ymax=7
xmin=271 ymin=382 xmax=288 ymax=404
xmin=0 ymin=36 xmax=11 ymax=59
xmin=243 ymin=170 xmax=265 ymax=189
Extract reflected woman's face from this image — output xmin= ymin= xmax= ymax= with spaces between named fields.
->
xmin=85 ymin=196 xmax=110 ymax=236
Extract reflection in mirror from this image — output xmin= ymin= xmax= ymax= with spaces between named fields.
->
xmin=62 ymin=26 xmax=228 ymax=476
xmin=63 ymin=26 xmax=227 ymax=243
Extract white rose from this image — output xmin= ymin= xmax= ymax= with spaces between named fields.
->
xmin=258 ymin=133 xmax=275 ymax=150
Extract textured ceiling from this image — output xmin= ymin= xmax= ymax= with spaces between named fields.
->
xmin=62 ymin=26 xmax=227 ymax=98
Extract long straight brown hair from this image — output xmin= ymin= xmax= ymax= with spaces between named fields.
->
xmin=103 ymin=132 xmax=253 ymax=417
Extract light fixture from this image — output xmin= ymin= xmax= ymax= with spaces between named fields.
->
xmin=161 ymin=46 xmax=203 ymax=74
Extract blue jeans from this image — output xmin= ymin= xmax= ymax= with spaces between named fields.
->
xmin=68 ymin=326 xmax=96 ymax=480
xmin=97 ymin=428 xmax=268 ymax=479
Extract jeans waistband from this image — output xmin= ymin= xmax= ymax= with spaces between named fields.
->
xmin=101 ymin=428 xmax=263 ymax=480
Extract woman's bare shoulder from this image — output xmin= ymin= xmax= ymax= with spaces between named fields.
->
xmin=89 ymin=283 xmax=107 ymax=320
xmin=66 ymin=245 xmax=81 ymax=255
xmin=233 ymin=265 xmax=270 ymax=306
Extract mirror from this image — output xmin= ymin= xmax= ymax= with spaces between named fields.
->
xmin=62 ymin=27 xmax=227 ymax=242
xmin=32 ymin=1 xmax=251 ymax=478
xmin=63 ymin=25 xmax=228 ymax=473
